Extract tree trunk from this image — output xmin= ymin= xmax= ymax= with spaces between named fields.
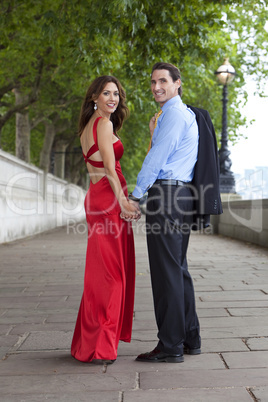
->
xmin=39 ymin=121 xmax=56 ymax=172
xmin=70 ymin=155 xmax=84 ymax=185
xmin=53 ymin=140 xmax=68 ymax=179
xmin=14 ymin=88 xmax=30 ymax=162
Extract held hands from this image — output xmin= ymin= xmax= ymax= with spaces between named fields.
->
xmin=120 ymin=199 xmax=141 ymax=222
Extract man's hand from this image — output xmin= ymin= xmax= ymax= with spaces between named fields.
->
xmin=149 ymin=113 xmax=158 ymax=135
xmin=120 ymin=199 xmax=141 ymax=222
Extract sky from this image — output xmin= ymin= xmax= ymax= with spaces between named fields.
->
xmin=230 ymin=80 xmax=268 ymax=175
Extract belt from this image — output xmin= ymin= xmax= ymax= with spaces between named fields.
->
xmin=154 ymin=179 xmax=188 ymax=186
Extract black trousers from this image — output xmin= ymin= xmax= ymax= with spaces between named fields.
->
xmin=146 ymin=183 xmax=200 ymax=354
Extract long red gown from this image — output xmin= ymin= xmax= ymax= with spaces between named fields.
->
xmin=71 ymin=117 xmax=135 ymax=362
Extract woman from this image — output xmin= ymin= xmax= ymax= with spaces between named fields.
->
xmin=71 ymin=76 xmax=140 ymax=364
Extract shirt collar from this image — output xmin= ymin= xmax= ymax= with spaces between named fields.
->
xmin=161 ymin=95 xmax=182 ymax=112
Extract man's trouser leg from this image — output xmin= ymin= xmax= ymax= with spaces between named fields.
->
xmin=146 ymin=184 xmax=200 ymax=354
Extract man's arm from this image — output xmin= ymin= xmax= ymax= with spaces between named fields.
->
xmin=132 ymin=109 xmax=186 ymax=198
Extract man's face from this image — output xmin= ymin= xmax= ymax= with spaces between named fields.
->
xmin=151 ymin=69 xmax=181 ymax=107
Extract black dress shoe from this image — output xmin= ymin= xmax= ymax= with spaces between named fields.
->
xmin=136 ymin=347 xmax=184 ymax=363
xmin=183 ymin=346 xmax=201 ymax=355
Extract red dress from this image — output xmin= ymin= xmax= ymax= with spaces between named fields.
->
xmin=71 ymin=117 xmax=135 ymax=362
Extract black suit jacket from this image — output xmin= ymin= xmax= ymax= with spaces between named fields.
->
xmin=187 ymin=105 xmax=223 ymax=229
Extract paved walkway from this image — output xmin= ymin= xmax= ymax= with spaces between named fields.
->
xmin=0 ymin=217 xmax=268 ymax=401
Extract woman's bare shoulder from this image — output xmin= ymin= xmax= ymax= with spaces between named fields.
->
xmin=97 ymin=116 xmax=112 ymax=128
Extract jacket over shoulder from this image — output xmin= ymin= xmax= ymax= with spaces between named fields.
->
xmin=187 ymin=105 xmax=223 ymax=230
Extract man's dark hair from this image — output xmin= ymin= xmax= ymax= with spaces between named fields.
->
xmin=151 ymin=62 xmax=182 ymax=97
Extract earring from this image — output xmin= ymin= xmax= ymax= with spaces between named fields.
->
xmin=94 ymin=103 xmax=97 ymax=110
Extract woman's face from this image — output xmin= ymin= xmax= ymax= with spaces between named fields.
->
xmin=95 ymin=82 xmax=120 ymax=115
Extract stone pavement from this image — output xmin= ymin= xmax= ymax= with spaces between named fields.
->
xmin=0 ymin=216 xmax=268 ymax=401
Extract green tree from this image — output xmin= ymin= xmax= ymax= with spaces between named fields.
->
xmin=0 ymin=0 xmax=267 ymax=185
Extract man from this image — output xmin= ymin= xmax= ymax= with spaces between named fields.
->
xmin=129 ymin=62 xmax=222 ymax=363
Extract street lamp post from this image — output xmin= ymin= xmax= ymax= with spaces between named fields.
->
xmin=215 ymin=58 xmax=236 ymax=193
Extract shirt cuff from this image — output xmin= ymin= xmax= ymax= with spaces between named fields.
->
xmin=131 ymin=187 xmax=144 ymax=199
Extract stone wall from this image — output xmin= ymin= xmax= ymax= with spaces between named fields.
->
xmin=211 ymin=197 xmax=268 ymax=248
xmin=0 ymin=149 xmax=86 ymax=243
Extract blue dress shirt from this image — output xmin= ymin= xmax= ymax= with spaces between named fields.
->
xmin=132 ymin=95 xmax=199 ymax=199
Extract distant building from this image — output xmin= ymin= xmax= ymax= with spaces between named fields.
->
xmin=235 ymin=167 xmax=268 ymax=200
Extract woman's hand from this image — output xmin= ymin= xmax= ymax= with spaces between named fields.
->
xmin=120 ymin=199 xmax=141 ymax=221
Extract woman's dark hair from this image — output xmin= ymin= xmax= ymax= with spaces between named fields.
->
xmin=151 ymin=62 xmax=183 ymax=97
xmin=78 ymin=75 xmax=129 ymax=137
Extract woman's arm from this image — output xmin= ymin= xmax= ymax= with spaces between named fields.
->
xmin=97 ymin=118 xmax=140 ymax=219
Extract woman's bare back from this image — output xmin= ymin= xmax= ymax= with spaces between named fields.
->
xmin=80 ymin=117 xmax=118 ymax=184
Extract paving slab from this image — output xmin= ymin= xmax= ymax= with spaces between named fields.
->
xmin=131 ymin=330 xmax=158 ymax=342
xmin=0 ymin=315 xmax=48 ymax=325
xmin=0 ymin=301 xmax=40 ymax=309
xmin=247 ymin=337 xmax=268 ymax=351
xmin=1 ymin=308 xmax=77 ymax=317
xmin=123 ymin=388 xmax=253 ymax=402
xmin=117 ymin=340 xmax=157 ymax=357
xmin=220 ymin=283 xmax=268 ymax=291
xmin=132 ymin=319 xmax=157 ymax=331
xmin=196 ymin=300 xmax=268 ymax=308
xmin=199 ymin=315 xmax=268 ymax=328
xmin=197 ymin=308 xmax=230 ymax=317
xmin=0 ymin=392 xmax=120 ymax=402
xmin=222 ymin=351 xmax=268 ymax=369
xmin=17 ymin=331 xmax=73 ymax=351
xmin=120 ymin=335 xmax=249 ymax=354
xmin=0 ymin=347 xmax=10 ymax=360
xmin=9 ymin=322 xmax=74 ymax=335
xmin=199 ymin=290 xmax=268 ymax=302
xmin=0 ymin=325 xmax=12 ymax=335
xmin=0 ymin=219 xmax=268 ymax=400
xmin=0 ymin=287 xmax=26 ymax=295
xmin=190 ymin=285 xmax=223 ymax=291
xmin=0 ymin=295 xmax=66 ymax=304
xmin=0 ymin=335 xmax=21 ymax=348
xmin=198 ymin=337 xmax=249 ymax=353
xmin=108 ymin=353 xmax=225 ymax=372
xmin=135 ymin=308 xmax=230 ymax=319
xmin=133 ymin=302 xmax=154 ymax=312
xmin=0 ymin=351 xmax=107 ymax=375
xmin=45 ymin=314 xmax=77 ymax=323
xmin=251 ymin=386 xmax=268 ymax=401
xmin=201 ymin=325 xmax=268 ymax=339
xmin=139 ymin=368 xmax=268 ymax=389
xmin=0 ymin=373 xmax=136 ymax=394
xmin=227 ymin=307 xmax=268 ymax=316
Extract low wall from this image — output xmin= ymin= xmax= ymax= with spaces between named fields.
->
xmin=0 ymin=149 xmax=86 ymax=243
xmin=211 ymin=197 xmax=268 ymax=248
